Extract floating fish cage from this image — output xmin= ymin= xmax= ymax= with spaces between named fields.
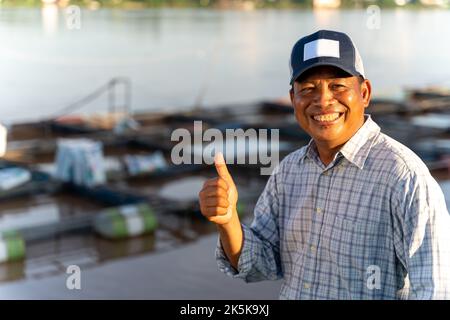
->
xmin=0 ymin=178 xmax=165 ymax=282
xmin=0 ymin=139 xmax=270 ymax=282
xmin=0 ymin=162 xmax=59 ymax=201
xmin=1 ymin=90 xmax=450 ymax=282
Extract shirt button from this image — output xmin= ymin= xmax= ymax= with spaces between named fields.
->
xmin=316 ymin=207 xmax=322 ymax=214
xmin=304 ymin=283 xmax=311 ymax=289
xmin=310 ymin=245 xmax=316 ymax=253
xmin=323 ymin=171 xmax=329 ymax=176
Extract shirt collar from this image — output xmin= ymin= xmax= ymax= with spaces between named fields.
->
xmin=299 ymin=115 xmax=380 ymax=169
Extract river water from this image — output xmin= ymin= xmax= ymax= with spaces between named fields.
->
xmin=1 ymin=7 xmax=450 ymax=123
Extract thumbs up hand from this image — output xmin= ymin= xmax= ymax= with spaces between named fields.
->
xmin=199 ymin=152 xmax=238 ymax=225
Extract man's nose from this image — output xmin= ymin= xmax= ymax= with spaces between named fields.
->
xmin=313 ymin=85 xmax=335 ymax=108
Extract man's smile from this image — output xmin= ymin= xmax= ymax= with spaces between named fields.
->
xmin=310 ymin=112 xmax=345 ymax=125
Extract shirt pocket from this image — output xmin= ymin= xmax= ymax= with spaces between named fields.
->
xmin=324 ymin=214 xmax=388 ymax=298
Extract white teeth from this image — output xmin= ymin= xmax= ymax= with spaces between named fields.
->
xmin=313 ymin=113 xmax=341 ymax=122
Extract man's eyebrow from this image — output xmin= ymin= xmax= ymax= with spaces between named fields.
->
xmin=298 ymin=80 xmax=315 ymax=85
xmin=297 ymin=76 xmax=347 ymax=84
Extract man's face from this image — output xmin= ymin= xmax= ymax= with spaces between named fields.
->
xmin=289 ymin=66 xmax=372 ymax=149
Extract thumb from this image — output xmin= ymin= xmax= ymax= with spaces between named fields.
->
xmin=214 ymin=152 xmax=233 ymax=184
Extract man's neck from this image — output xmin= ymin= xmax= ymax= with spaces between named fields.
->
xmin=315 ymin=143 xmax=343 ymax=167
xmin=314 ymin=116 xmax=367 ymax=166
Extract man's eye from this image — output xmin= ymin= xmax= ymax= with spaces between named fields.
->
xmin=300 ymin=87 xmax=314 ymax=93
xmin=331 ymin=84 xmax=346 ymax=90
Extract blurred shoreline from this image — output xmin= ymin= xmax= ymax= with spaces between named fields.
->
xmin=0 ymin=0 xmax=447 ymax=10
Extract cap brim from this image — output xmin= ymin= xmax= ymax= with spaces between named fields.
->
xmin=290 ymin=62 xmax=363 ymax=85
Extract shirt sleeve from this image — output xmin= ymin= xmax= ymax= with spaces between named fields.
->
xmin=392 ymin=168 xmax=450 ymax=299
xmin=215 ymin=164 xmax=283 ymax=283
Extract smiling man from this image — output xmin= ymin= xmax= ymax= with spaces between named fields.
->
xmin=199 ymin=30 xmax=450 ymax=299
xmin=290 ymin=65 xmax=369 ymax=166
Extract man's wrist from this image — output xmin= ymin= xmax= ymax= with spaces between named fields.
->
xmin=217 ymin=207 xmax=240 ymax=232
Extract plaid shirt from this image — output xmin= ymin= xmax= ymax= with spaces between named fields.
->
xmin=216 ymin=115 xmax=450 ymax=299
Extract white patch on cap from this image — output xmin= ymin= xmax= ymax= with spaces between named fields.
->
xmin=303 ymin=39 xmax=340 ymax=61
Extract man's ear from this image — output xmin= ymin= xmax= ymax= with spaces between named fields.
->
xmin=360 ymin=79 xmax=372 ymax=108
xmin=289 ymin=87 xmax=298 ymax=116
xmin=289 ymin=87 xmax=295 ymax=106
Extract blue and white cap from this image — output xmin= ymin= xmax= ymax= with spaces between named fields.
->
xmin=289 ymin=30 xmax=365 ymax=85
